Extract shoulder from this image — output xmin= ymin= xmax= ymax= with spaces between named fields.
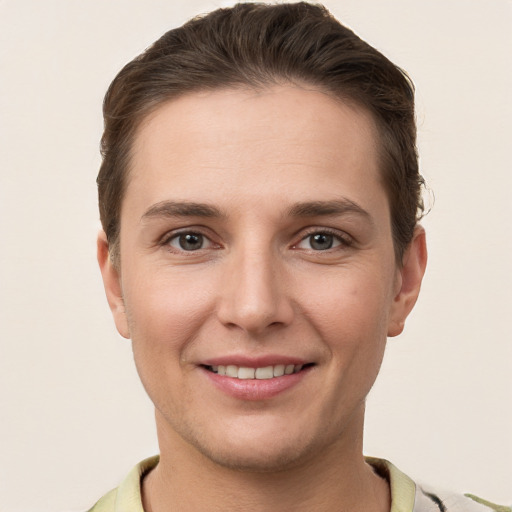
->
xmin=86 ymin=456 xmax=159 ymax=512
xmin=366 ymin=457 xmax=510 ymax=512
xmin=414 ymin=486 xmax=511 ymax=512
xmin=87 ymin=488 xmax=117 ymax=512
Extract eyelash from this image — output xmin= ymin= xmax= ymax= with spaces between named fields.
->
xmin=293 ymin=228 xmax=354 ymax=251
xmin=160 ymin=227 xmax=353 ymax=254
xmin=160 ymin=229 xmax=217 ymax=253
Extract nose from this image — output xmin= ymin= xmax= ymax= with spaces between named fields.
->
xmin=216 ymin=245 xmax=294 ymax=335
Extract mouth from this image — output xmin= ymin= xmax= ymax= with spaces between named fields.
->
xmin=200 ymin=360 xmax=315 ymax=400
xmin=201 ymin=363 xmax=315 ymax=380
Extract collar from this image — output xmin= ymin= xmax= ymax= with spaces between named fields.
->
xmin=98 ymin=455 xmax=416 ymax=512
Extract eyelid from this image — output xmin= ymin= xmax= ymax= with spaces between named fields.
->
xmin=157 ymin=225 xmax=353 ymax=252
xmin=292 ymin=227 xmax=354 ymax=250
xmin=159 ymin=227 xmax=221 ymax=252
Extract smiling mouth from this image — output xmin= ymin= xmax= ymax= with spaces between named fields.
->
xmin=202 ymin=363 xmax=314 ymax=380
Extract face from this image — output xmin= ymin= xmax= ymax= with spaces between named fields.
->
xmin=99 ymin=85 xmax=426 ymax=472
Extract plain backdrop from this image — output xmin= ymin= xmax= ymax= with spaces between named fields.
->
xmin=0 ymin=1 xmax=510 ymax=511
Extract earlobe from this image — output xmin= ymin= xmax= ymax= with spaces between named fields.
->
xmin=97 ymin=231 xmax=130 ymax=339
xmin=387 ymin=226 xmax=428 ymax=337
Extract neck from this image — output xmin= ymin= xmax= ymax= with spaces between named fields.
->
xmin=142 ymin=410 xmax=390 ymax=512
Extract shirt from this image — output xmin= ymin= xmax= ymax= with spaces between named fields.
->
xmin=88 ymin=456 xmax=510 ymax=512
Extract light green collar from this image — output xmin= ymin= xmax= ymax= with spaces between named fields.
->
xmin=366 ymin=457 xmax=417 ymax=512
xmin=90 ymin=455 xmax=416 ymax=512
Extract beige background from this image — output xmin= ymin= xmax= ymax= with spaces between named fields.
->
xmin=0 ymin=1 xmax=510 ymax=511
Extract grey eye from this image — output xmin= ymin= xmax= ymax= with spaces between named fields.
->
xmin=295 ymin=231 xmax=345 ymax=251
xmin=309 ymin=233 xmax=334 ymax=250
xmin=170 ymin=233 xmax=206 ymax=251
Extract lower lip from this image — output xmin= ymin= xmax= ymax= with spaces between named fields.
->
xmin=201 ymin=366 xmax=312 ymax=401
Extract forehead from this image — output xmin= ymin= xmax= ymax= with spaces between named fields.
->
xmin=125 ymin=85 xmax=385 ymax=219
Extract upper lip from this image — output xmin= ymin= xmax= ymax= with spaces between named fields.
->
xmin=200 ymin=355 xmax=311 ymax=367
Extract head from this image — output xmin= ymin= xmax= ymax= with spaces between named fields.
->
xmin=97 ymin=2 xmax=423 ymax=268
xmin=97 ymin=2 xmax=427 ymax=473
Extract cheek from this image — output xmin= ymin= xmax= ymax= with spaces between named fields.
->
xmin=124 ymin=273 xmax=215 ymax=417
xmin=305 ymin=265 xmax=393 ymax=332
xmin=123 ymin=269 xmax=215 ymax=364
xmin=304 ymin=267 xmax=392 ymax=372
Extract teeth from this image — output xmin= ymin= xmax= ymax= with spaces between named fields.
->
xmin=255 ymin=366 xmax=273 ymax=379
xmin=238 ymin=367 xmax=255 ymax=379
xmin=209 ymin=363 xmax=306 ymax=379
xmin=226 ymin=365 xmax=238 ymax=378
xmin=273 ymin=364 xmax=285 ymax=377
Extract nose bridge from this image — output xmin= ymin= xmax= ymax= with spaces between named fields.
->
xmin=217 ymin=237 xmax=292 ymax=333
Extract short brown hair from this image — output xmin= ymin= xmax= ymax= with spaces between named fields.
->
xmin=98 ymin=2 xmax=424 ymax=264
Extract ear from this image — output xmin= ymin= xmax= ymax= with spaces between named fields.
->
xmin=97 ymin=231 xmax=130 ymax=339
xmin=387 ymin=226 xmax=428 ymax=337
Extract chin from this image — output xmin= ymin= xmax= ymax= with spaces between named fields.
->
xmin=157 ymin=397 xmax=365 ymax=473
xmin=177 ymin=416 xmax=326 ymax=473
xmin=194 ymin=437 xmax=316 ymax=473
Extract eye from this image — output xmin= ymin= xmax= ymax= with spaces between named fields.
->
xmin=167 ymin=232 xmax=212 ymax=251
xmin=295 ymin=231 xmax=350 ymax=251
xmin=309 ymin=233 xmax=337 ymax=250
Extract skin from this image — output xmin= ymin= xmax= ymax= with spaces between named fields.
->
xmin=98 ymin=85 xmax=427 ymax=512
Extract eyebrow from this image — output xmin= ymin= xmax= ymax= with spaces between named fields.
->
xmin=141 ymin=201 xmax=225 ymax=221
xmin=286 ymin=199 xmax=373 ymax=223
xmin=140 ymin=198 xmax=372 ymax=223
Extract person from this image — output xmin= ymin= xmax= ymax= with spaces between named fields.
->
xmin=90 ymin=3 xmax=510 ymax=511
